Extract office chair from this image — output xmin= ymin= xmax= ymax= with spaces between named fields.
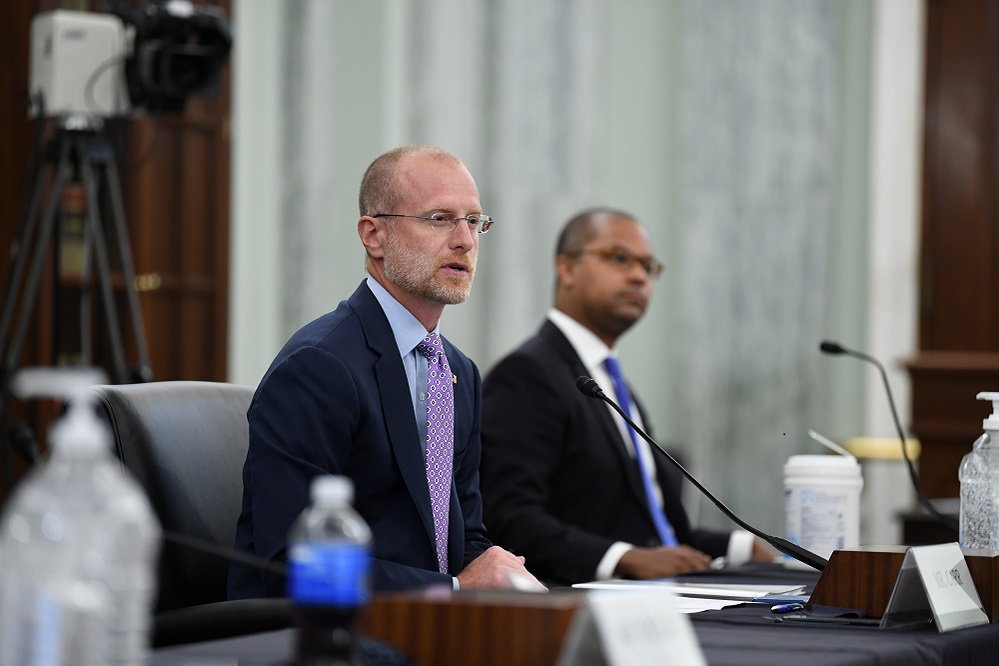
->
xmin=88 ymin=381 xmax=291 ymax=646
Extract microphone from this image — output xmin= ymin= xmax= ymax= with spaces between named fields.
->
xmin=162 ymin=529 xmax=288 ymax=578
xmin=574 ymin=376 xmax=828 ymax=571
xmin=819 ymin=340 xmax=959 ymax=531
xmin=819 ymin=341 xmax=847 ymax=355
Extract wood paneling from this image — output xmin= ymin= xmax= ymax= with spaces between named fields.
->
xmin=907 ymin=353 xmax=999 ymax=498
xmin=809 ymin=547 xmax=999 ymax=621
xmin=121 ymin=56 xmax=232 ymax=381
xmin=0 ymin=1 xmax=232 ymax=498
xmin=919 ymin=0 xmax=999 ymax=351
xmin=362 ymin=591 xmax=582 ymax=666
xmin=910 ymin=0 xmax=999 ymax=501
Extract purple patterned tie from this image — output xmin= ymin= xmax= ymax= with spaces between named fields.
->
xmin=416 ymin=333 xmax=454 ymax=573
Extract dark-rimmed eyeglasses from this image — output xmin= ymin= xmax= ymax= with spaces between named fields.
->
xmin=567 ymin=246 xmax=664 ymax=279
xmin=373 ymin=213 xmax=494 ymax=234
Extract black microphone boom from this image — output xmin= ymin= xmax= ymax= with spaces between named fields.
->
xmin=818 ymin=339 xmax=959 ymax=532
xmin=162 ymin=529 xmax=288 ymax=578
xmin=575 ymin=376 xmax=828 ymax=571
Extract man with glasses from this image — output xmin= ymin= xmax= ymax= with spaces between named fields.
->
xmin=229 ymin=145 xmax=544 ymax=597
xmin=480 ymin=208 xmax=771 ymax=585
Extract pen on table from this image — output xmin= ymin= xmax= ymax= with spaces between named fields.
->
xmin=770 ymin=603 xmax=804 ymax=614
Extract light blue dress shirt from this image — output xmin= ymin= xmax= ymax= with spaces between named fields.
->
xmin=366 ymin=277 xmax=434 ymax=450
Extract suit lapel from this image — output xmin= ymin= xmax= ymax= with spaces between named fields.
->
xmin=539 ymin=321 xmax=652 ymax=512
xmin=349 ymin=284 xmax=438 ymax=556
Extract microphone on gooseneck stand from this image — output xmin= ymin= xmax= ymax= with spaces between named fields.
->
xmin=575 ymin=376 xmax=828 ymax=571
xmin=818 ymin=340 xmax=960 ymax=532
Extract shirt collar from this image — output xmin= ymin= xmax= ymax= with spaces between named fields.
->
xmin=547 ymin=308 xmax=616 ymax=370
xmin=366 ymin=277 xmax=439 ymax=357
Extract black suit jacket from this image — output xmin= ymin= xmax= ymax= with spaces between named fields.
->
xmin=228 ymin=281 xmax=491 ymax=598
xmin=480 ymin=320 xmax=729 ymax=585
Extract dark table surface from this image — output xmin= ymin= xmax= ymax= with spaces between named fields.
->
xmin=152 ymin=563 xmax=999 ymax=666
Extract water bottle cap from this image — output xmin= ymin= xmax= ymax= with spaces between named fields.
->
xmin=978 ymin=392 xmax=999 ymax=431
xmin=311 ymin=475 xmax=353 ymax=506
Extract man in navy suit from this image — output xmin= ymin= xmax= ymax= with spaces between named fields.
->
xmin=229 ymin=146 xmax=544 ymax=597
xmin=480 ymin=209 xmax=773 ymax=585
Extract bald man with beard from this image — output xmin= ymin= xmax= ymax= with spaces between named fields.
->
xmin=229 ymin=146 xmax=544 ymax=597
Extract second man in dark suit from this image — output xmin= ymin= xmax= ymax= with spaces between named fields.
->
xmin=481 ymin=208 xmax=772 ymax=585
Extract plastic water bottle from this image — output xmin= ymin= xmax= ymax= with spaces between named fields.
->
xmin=99 ymin=463 xmax=161 ymax=665
xmin=960 ymin=392 xmax=999 ymax=551
xmin=0 ymin=392 xmax=161 ymax=666
xmin=288 ymin=475 xmax=372 ymax=666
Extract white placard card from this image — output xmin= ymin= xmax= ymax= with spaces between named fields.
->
xmin=556 ymin=590 xmax=705 ymax=666
xmin=881 ymin=543 xmax=988 ymax=633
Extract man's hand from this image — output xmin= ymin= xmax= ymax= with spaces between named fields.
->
xmin=615 ymin=545 xmax=712 ymax=579
xmin=751 ymin=538 xmax=780 ymax=562
xmin=456 ymin=546 xmax=548 ymax=591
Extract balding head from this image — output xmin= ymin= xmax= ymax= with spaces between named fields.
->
xmin=359 ymin=145 xmax=464 ymax=217
xmin=554 ymin=207 xmax=638 ymax=285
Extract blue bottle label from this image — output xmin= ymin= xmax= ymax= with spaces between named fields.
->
xmin=288 ymin=542 xmax=370 ymax=606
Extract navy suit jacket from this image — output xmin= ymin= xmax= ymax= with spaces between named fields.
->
xmin=228 ymin=281 xmax=491 ymax=598
xmin=480 ymin=320 xmax=730 ymax=585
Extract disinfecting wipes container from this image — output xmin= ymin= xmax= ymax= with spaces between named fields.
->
xmin=783 ymin=454 xmax=863 ymax=569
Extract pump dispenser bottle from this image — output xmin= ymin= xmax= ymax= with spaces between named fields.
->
xmin=0 ymin=390 xmax=161 ymax=665
xmin=959 ymin=392 xmax=999 ymax=551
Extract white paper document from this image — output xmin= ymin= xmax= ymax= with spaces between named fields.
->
xmin=573 ymin=579 xmax=803 ymax=601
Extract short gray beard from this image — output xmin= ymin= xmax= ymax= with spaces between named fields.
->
xmin=383 ymin=233 xmax=474 ymax=305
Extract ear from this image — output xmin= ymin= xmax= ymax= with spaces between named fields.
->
xmin=358 ymin=216 xmax=387 ymax=259
xmin=555 ymin=254 xmax=577 ymax=290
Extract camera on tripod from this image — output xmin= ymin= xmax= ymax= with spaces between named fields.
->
xmin=29 ymin=0 xmax=231 ymax=119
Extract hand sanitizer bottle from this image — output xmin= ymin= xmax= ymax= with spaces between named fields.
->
xmin=959 ymin=392 xmax=999 ymax=551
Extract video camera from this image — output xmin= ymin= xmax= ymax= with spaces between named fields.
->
xmin=29 ymin=0 xmax=231 ymax=119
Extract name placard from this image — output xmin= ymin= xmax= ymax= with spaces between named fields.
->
xmin=557 ymin=589 xmax=705 ymax=666
xmin=881 ymin=543 xmax=988 ymax=632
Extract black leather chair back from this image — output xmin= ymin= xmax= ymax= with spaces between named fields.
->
xmin=88 ymin=381 xmax=253 ymax=612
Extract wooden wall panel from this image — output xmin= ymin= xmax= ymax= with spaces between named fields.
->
xmin=911 ymin=0 xmax=999 ymax=501
xmin=0 ymin=1 xmax=232 ymax=498
xmin=919 ymin=0 xmax=999 ymax=352
xmin=117 ymin=1 xmax=231 ymax=383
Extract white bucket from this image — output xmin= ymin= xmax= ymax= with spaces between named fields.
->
xmin=783 ymin=454 xmax=864 ymax=569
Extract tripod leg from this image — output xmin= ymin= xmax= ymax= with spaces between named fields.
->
xmin=102 ymin=143 xmax=152 ymax=382
xmin=0 ymin=137 xmax=70 ymax=368
xmin=78 ymin=142 xmax=130 ymax=384
xmin=79 ymin=203 xmax=93 ymax=365
xmin=3 ymin=141 xmax=72 ymax=374
xmin=0 ymin=129 xmax=60 ymax=496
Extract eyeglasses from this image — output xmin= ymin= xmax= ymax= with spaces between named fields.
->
xmin=568 ymin=247 xmax=664 ymax=279
xmin=373 ymin=213 xmax=494 ymax=234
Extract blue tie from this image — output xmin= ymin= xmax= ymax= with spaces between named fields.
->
xmin=603 ymin=356 xmax=679 ymax=547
